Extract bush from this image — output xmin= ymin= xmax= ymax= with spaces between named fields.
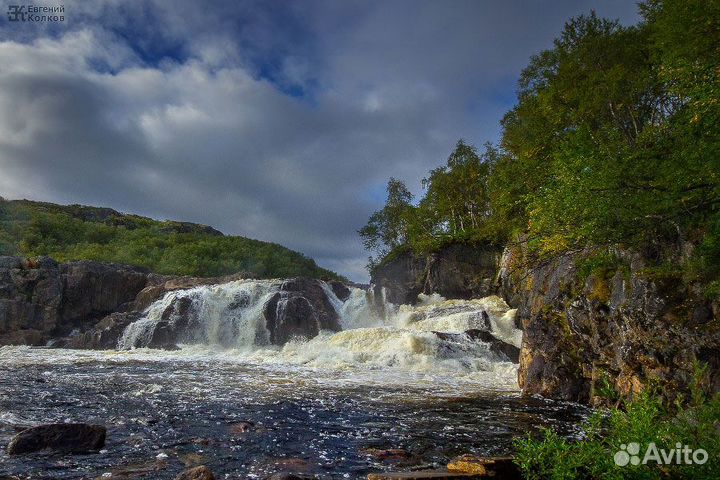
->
xmin=514 ymin=370 xmax=720 ymax=479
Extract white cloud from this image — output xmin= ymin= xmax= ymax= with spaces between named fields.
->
xmin=0 ymin=1 xmax=640 ymax=281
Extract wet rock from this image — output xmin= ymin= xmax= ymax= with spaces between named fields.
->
xmin=179 ymin=452 xmax=207 ymax=467
xmin=432 ymin=330 xmax=520 ymax=363
xmin=175 ymin=465 xmax=215 ymax=480
xmin=6 ymin=423 xmax=106 ymax=454
xmin=61 ymin=312 xmax=142 ymax=349
xmin=132 ymin=272 xmax=250 ymax=312
xmin=360 ymin=448 xmax=414 ymax=462
xmin=447 ymin=455 xmax=520 ymax=478
xmin=464 ymin=330 xmax=520 ymax=362
xmin=328 ymin=280 xmax=351 ymax=302
xmin=263 ymin=278 xmax=342 ymax=345
xmin=367 ymin=470 xmax=483 ymax=479
xmin=100 ymin=459 xmax=165 ymax=478
xmin=268 ymin=458 xmax=313 ymax=472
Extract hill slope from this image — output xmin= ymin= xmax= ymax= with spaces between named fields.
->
xmin=0 ymin=198 xmax=341 ymax=280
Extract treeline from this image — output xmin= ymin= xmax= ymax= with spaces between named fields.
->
xmin=0 ymin=199 xmax=341 ymax=280
xmin=361 ymin=0 xmax=719 ymax=293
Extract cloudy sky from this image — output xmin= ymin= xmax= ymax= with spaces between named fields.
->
xmin=0 ymin=0 xmax=639 ymax=281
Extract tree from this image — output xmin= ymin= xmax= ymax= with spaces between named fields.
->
xmin=359 ymin=178 xmax=415 ymax=266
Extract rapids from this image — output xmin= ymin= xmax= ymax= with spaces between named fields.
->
xmin=117 ymin=280 xmax=522 ymax=386
xmin=0 ymin=281 xmax=589 ymax=479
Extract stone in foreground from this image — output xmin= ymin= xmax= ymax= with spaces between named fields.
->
xmin=6 ymin=423 xmax=106 ymax=455
xmin=367 ymin=470 xmax=484 ymax=479
xmin=447 ymin=456 xmax=520 ymax=478
xmin=175 ymin=465 xmax=215 ymax=480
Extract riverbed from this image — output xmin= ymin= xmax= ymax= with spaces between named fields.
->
xmin=0 ymin=347 xmax=587 ymax=479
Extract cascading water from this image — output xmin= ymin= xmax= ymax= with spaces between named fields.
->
xmin=118 ymin=280 xmax=281 ymax=350
xmin=117 ymin=278 xmax=523 ymax=384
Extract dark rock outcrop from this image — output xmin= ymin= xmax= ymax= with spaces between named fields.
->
xmin=58 ymin=260 xmax=150 ymax=329
xmin=0 ymin=256 xmax=151 ymax=346
xmin=371 ymin=244 xmax=502 ymax=305
xmin=432 ymin=330 xmax=520 ymax=363
xmin=502 ymin=246 xmax=720 ymax=403
xmin=263 ymin=278 xmax=342 ymax=345
xmin=328 ymin=280 xmax=351 ymax=302
xmin=6 ymin=423 xmax=106 ymax=454
xmin=58 ymin=312 xmax=144 ymax=349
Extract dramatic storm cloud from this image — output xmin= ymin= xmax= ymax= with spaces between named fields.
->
xmin=0 ymin=0 xmax=639 ymax=281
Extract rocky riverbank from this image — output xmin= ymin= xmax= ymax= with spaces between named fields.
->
xmin=371 ymin=243 xmax=720 ymax=404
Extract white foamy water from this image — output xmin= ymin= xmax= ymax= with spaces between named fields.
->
xmin=104 ymin=279 xmax=522 ymax=390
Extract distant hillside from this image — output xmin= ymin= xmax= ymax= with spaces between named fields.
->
xmin=0 ymin=198 xmax=342 ymax=280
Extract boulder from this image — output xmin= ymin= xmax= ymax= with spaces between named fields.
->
xmin=447 ymin=455 xmax=520 ymax=478
xmin=263 ymin=278 xmax=342 ymax=345
xmin=464 ymin=330 xmax=520 ymax=362
xmin=6 ymin=423 xmax=106 ymax=454
xmin=60 ymin=312 xmax=143 ymax=349
xmin=328 ymin=280 xmax=351 ymax=302
xmin=367 ymin=471 xmax=483 ymax=479
xmin=432 ymin=330 xmax=520 ymax=363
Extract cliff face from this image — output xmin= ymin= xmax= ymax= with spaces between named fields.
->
xmin=372 ymin=242 xmax=720 ymax=403
xmin=371 ymin=244 xmax=502 ymax=305
xmin=502 ymin=248 xmax=720 ymax=403
xmin=0 ymin=256 xmax=150 ymax=345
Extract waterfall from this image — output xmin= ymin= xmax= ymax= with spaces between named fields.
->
xmin=118 ymin=278 xmax=523 ymax=377
xmin=118 ymin=280 xmax=281 ymax=350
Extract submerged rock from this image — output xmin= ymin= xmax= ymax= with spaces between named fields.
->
xmin=266 ymin=474 xmax=316 ymax=480
xmin=328 ymin=280 xmax=352 ymax=302
xmin=175 ymin=465 xmax=215 ymax=480
xmin=6 ymin=423 xmax=106 ymax=455
xmin=228 ymin=420 xmax=255 ymax=435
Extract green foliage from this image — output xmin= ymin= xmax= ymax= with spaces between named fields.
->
xmin=576 ymin=250 xmax=630 ymax=282
xmin=359 ymin=141 xmax=502 ymax=270
xmin=361 ymin=1 xmax=720 ymax=287
xmin=0 ymin=199 xmax=341 ymax=280
xmin=359 ymin=178 xmax=416 ymax=266
xmin=514 ymin=379 xmax=720 ymax=479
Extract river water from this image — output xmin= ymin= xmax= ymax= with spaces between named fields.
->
xmin=0 ymin=283 xmax=588 ymax=479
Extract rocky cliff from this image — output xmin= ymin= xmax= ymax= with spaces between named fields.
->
xmin=372 ymin=242 xmax=720 ymax=403
xmin=370 ymin=244 xmax=502 ymax=305
xmin=0 ymin=256 xmax=151 ymax=345
xmin=501 ymin=247 xmax=720 ymax=403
